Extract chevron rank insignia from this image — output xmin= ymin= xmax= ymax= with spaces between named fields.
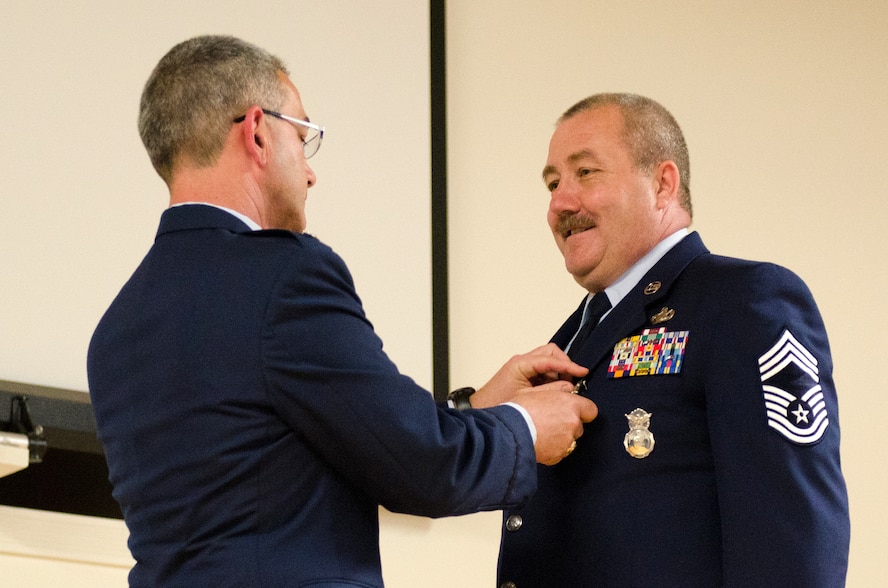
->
xmin=759 ymin=329 xmax=829 ymax=445
xmin=608 ymin=328 xmax=689 ymax=378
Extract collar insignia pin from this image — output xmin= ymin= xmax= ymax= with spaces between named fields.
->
xmin=643 ymin=281 xmax=661 ymax=295
xmin=624 ymin=408 xmax=655 ymax=459
xmin=650 ymin=307 xmax=675 ymax=325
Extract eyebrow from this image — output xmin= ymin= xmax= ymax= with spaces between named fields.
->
xmin=541 ymin=149 xmax=598 ymax=179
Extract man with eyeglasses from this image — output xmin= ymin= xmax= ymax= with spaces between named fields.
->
xmin=87 ymin=35 xmax=596 ymax=587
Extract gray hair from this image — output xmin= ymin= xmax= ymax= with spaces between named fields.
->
xmin=560 ymin=93 xmax=692 ymax=217
xmin=138 ymin=35 xmax=289 ymax=183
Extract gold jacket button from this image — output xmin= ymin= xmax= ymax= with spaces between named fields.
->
xmin=505 ymin=515 xmax=523 ymax=532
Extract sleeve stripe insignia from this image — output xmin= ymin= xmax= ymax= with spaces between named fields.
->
xmin=759 ymin=329 xmax=829 ymax=445
xmin=759 ymin=329 xmax=818 ymax=379
xmin=608 ymin=328 xmax=689 ymax=378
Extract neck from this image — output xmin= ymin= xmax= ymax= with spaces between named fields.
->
xmin=168 ymin=165 xmax=265 ymax=229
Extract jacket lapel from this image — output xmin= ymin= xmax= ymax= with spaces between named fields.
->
xmin=551 ymin=299 xmax=586 ymax=349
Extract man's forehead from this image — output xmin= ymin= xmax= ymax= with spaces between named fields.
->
xmin=561 ymin=106 xmax=623 ymax=137
xmin=276 ymin=70 xmax=308 ymax=116
xmin=542 ymin=108 xmax=627 ymax=174
xmin=542 ymin=149 xmax=601 ymax=178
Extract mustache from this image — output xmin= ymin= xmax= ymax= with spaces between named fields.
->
xmin=554 ymin=214 xmax=597 ymax=237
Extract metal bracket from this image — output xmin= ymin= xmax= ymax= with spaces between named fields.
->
xmin=4 ymin=396 xmax=48 ymax=463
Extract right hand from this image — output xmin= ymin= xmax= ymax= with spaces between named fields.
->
xmin=510 ymin=381 xmax=598 ymax=466
xmin=470 ymin=343 xmax=589 ymax=409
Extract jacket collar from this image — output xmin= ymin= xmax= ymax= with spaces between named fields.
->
xmin=156 ymin=204 xmax=254 ymax=239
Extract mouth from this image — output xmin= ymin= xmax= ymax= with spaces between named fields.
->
xmin=566 ymin=226 xmax=594 ymax=238
xmin=557 ymin=217 xmax=597 ymax=240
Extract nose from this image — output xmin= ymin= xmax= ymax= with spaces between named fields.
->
xmin=548 ymin=178 xmax=580 ymax=216
xmin=306 ymin=162 xmax=317 ymax=188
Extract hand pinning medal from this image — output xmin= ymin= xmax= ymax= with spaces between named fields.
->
xmin=563 ymin=380 xmax=587 ymax=457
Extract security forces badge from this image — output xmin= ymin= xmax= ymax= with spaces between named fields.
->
xmin=759 ymin=329 xmax=830 ymax=445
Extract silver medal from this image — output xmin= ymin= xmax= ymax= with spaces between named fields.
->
xmin=623 ymin=408 xmax=655 ymax=459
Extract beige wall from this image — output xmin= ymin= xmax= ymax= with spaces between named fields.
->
xmin=447 ymin=1 xmax=887 ymax=586
xmin=1 ymin=1 xmax=885 ymax=586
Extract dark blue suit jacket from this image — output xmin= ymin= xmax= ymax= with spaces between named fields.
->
xmin=498 ymin=232 xmax=849 ymax=587
xmin=88 ymin=205 xmax=537 ymax=587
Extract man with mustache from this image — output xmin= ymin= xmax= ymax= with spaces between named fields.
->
xmin=489 ymin=94 xmax=850 ymax=587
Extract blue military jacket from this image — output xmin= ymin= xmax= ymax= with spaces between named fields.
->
xmin=88 ymin=205 xmax=538 ymax=587
xmin=498 ymin=232 xmax=849 ymax=587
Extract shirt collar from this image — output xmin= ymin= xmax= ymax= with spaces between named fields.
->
xmin=171 ymin=202 xmax=261 ymax=231
xmin=595 ymin=228 xmax=689 ymax=311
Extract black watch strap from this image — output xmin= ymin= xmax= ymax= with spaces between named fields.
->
xmin=447 ymin=387 xmax=476 ymax=411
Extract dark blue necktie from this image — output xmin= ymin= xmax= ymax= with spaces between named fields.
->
xmin=568 ymin=293 xmax=612 ymax=359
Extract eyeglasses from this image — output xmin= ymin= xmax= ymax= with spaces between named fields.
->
xmin=233 ymin=109 xmax=325 ymax=159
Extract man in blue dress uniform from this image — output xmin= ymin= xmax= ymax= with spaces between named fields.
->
xmin=492 ymin=94 xmax=850 ymax=587
xmin=87 ymin=35 xmax=597 ymax=587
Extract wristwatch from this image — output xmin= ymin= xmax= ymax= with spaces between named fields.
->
xmin=447 ymin=387 xmax=476 ymax=411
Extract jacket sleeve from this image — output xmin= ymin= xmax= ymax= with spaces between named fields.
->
xmin=702 ymin=262 xmax=849 ymax=586
xmin=260 ymin=240 xmax=537 ymax=517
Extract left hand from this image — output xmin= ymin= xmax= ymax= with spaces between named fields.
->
xmin=470 ymin=343 xmax=588 ymax=408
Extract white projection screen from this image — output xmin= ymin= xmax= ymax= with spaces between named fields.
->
xmin=0 ymin=1 xmax=433 ymax=396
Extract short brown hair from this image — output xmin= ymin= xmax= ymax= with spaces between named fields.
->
xmin=560 ymin=93 xmax=692 ymax=216
xmin=138 ymin=35 xmax=289 ymax=183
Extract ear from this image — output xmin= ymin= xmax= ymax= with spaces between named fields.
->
xmin=653 ymin=160 xmax=680 ymax=210
xmin=238 ymin=106 xmax=270 ymax=167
